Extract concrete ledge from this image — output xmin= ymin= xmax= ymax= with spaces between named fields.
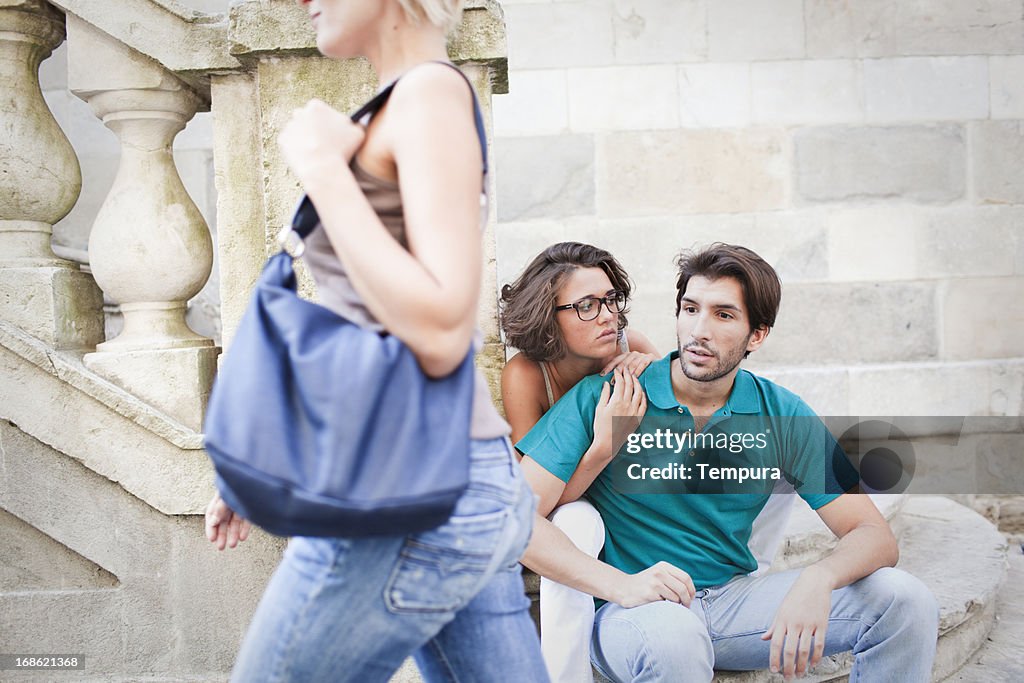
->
xmin=949 ymin=546 xmax=1024 ymax=681
xmin=769 ymin=493 xmax=906 ymax=571
xmin=48 ymin=0 xmax=239 ymax=78
xmin=715 ymin=497 xmax=1005 ymax=682
xmin=0 ymin=321 xmax=211 ymax=514
xmin=748 ymin=358 xmax=1024 ymax=417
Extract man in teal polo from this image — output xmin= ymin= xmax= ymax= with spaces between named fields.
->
xmin=518 ymin=243 xmax=939 ymax=682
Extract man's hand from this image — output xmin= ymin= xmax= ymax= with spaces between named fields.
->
xmin=204 ymin=492 xmax=252 ymax=551
xmin=612 ymin=561 xmax=696 ymax=609
xmin=592 ymin=367 xmax=647 ymax=454
xmin=762 ymin=566 xmax=834 ymax=679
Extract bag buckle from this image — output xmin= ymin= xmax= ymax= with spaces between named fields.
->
xmin=277 ymin=225 xmax=306 ymax=259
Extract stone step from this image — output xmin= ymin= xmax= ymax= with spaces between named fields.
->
xmin=768 ymin=493 xmax=906 ymax=572
xmin=707 ymin=496 xmax=1008 ymax=682
xmin=942 ymin=542 xmax=1024 ymax=682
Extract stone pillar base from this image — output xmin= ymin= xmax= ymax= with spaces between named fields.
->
xmin=84 ymin=346 xmax=220 ymax=431
xmin=0 ymin=265 xmax=104 ymax=350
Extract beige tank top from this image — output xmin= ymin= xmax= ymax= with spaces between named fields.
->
xmin=301 ymin=159 xmax=510 ymax=440
xmin=538 ymin=331 xmax=630 ymax=411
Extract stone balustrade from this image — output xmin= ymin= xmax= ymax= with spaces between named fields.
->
xmin=0 ymin=0 xmax=509 ymax=435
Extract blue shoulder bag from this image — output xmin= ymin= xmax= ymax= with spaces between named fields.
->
xmin=204 ymin=77 xmax=487 ymax=538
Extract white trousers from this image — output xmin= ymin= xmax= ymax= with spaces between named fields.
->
xmin=540 ymin=500 xmax=605 ymax=683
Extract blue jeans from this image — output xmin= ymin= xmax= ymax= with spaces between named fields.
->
xmin=231 ymin=437 xmax=549 ymax=683
xmin=591 ymin=567 xmax=938 ymax=683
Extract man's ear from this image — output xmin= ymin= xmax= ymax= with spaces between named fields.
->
xmin=746 ymin=325 xmax=770 ymax=355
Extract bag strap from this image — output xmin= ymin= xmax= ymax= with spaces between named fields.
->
xmin=349 ymin=82 xmax=397 ymax=125
xmin=285 ymin=63 xmax=488 ymax=247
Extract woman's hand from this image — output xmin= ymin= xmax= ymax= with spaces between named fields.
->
xmin=592 ymin=367 xmax=647 ymax=453
xmin=278 ymin=98 xmax=366 ymax=189
xmin=601 ymin=351 xmax=658 ymax=378
xmin=612 ymin=561 xmax=696 ymax=609
xmin=205 ymin=492 xmax=251 ymax=551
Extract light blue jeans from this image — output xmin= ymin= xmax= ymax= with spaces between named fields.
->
xmin=592 ymin=566 xmax=939 ymax=683
xmin=231 ymin=437 xmax=549 ymax=683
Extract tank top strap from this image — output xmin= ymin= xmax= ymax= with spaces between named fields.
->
xmin=619 ymin=329 xmax=630 ymax=353
xmin=538 ymin=361 xmax=556 ymax=412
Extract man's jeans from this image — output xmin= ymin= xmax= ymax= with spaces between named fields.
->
xmin=230 ymin=437 xmax=550 ymax=683
xmin=592 ymin=566 xmax=939 ymax=683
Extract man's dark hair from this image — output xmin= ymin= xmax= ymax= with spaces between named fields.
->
xmin=500 ymin=242 xmax=633 ymax=362
xmin=674 ymin=243 xmax=782 ymax=333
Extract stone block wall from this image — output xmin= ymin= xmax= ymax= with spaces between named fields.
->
xmin=39 ymin=0 xmax=1023 ymax=416
xmin=492 ymin=0 xmax=1024 ymax=419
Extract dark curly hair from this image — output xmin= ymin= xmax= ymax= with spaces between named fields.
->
xmin=500 ymin=242 xmax=633 ymax=362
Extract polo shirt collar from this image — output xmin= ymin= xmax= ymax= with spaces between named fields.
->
xmin=644 ymin=351 xmax=760 ymax=414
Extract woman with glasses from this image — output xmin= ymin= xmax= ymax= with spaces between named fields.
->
xmin=500 ymin=242 xmax=658 ymax=683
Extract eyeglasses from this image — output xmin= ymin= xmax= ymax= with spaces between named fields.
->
xmin=554 ymin=291 xmax=626 ymax=321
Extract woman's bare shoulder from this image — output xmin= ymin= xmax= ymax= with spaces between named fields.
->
xmin=501 ymin=352 xmax=546 ymax=393
xmin=387 ymin=62 xmax=474 ymax=117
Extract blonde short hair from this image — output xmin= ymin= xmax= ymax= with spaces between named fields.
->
xmin=397 ymin=0 xmax=465 ymax=33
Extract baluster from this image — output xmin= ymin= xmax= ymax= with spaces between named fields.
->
xmin=0 ymin=0 xmax=103 ymax=349
xmin=67 ymin=16 xmax=217 ymax=431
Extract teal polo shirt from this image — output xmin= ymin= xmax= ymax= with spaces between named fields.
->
xmin=517 ymin=351 xmax=858 ymax=590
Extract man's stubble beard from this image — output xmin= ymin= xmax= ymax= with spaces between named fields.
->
xmin=676 ymin=335 xmax=750 ymax=383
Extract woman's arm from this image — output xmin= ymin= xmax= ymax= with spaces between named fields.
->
xmin=501 ymin=354 xmax=548 ymax=445
xmin=626 ymin=329 xmax=657 ymax=355
xmin=556 ymin=330 xmax=657 ymax=504
xmin=279 ymin=65 xmax=484 ymax=378
xmin=521 ymin=456 xmax=696 ymax=608
xmin=599 ymin=329 xmax=659 ymax=376
xmin=556 ymin=368 xmax=646 ymax=506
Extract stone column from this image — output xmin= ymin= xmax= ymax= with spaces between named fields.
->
xmin=219 ymin=0 xmax=510 ymax=411
xmin=67 ymin=16 xmax=217 ymax=431
xmin=0 ymin=0 xmax=103 ymax=349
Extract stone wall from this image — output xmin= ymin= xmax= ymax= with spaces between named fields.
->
xmin=0 ymin=417 xmax=282 ymax=679
xmin=491 ymin=0 xmax=1024 ymax=418
xmin=38 ymin=0 xmax=1023 ymax=417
